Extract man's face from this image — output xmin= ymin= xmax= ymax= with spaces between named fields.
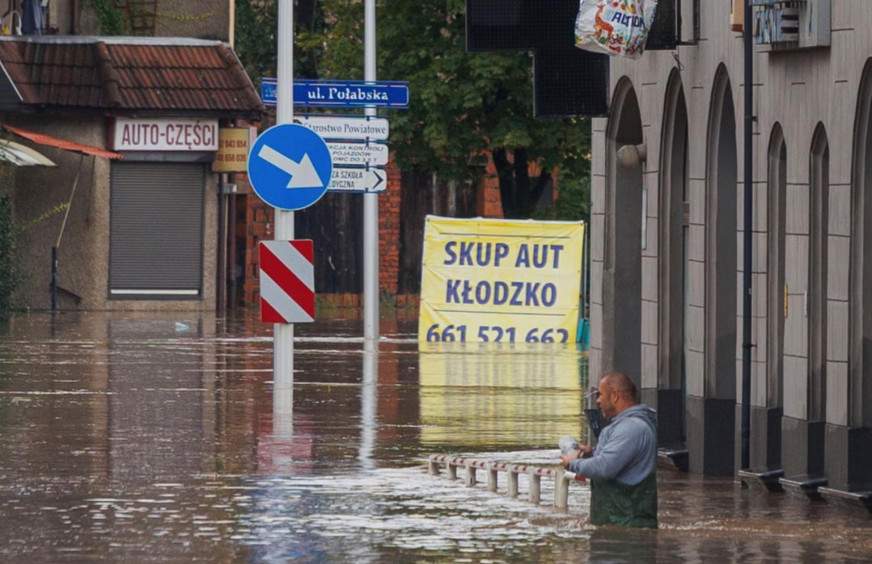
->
xmin=596 ymin=379 xmax=617 ymax=418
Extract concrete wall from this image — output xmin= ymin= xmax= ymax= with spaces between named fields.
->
xmin=590 ymin=1 xmax=872 ymax=487
xmin=8 ymin=116 xmax=218 ymax=312
xmin=9 ymin=117 xmax=109 ymax=310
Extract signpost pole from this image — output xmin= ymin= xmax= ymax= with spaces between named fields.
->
xmin=363 ymin=0 xmax=379 ymax=342
xmin=274 ymin=0 xmax=294 ymax=428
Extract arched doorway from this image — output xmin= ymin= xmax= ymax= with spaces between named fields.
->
xmin=837 ymin=60 xmax=872 ymax=492
xmin=755 ymin=123 xmax=786 ymax=473
xmin=688 ymin=65 xmax=737 ymax=476
xmin=657 ymin=69 xmax=688 ymax=448
xmin=808 ymin=124 xmax=829 ymax=434
xmin=601 ymin=78 xmax=643 ymax=388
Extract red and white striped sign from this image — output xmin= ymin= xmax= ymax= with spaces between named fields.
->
xmin=259 ymin=240 xmax=315 ymax=323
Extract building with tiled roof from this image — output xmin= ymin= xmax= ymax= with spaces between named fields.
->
xmin=0 ymin=36 xmax=261 ymax=116
xmin=0 ymin=31 xmax=263 ymax=311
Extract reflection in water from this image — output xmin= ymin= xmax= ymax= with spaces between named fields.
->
xmin=108 ymin=317 xmax=214 ymax=485
xmin=359 ymin=340 xmax=378 ymax=471
xmin=419 ymin=341 xmax=590 ymax=449
xmin=0 ymin=312 xmax=871 ymax=563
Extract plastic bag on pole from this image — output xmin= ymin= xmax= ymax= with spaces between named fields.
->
xmin=574 ymin=0 xmax=659 ymax=59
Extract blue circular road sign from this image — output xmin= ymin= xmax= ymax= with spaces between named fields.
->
xmin=247 ymin=123 xmax=333 ymax=211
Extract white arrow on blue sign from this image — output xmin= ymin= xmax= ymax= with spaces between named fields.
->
xmin=247 ymin=124 xmax=333 ymax=211
xmin=327 ymin=168 xmax=386 ymax=193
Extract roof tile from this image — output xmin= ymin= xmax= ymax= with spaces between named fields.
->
xmin=0 ymin=37 xmax=262 ymax=117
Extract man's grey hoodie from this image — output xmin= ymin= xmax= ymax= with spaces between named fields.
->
xmin=567 ymin=404 xmax=657 ymax=486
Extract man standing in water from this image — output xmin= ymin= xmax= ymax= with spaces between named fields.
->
xmin=559 ymin=372 xmax=658 ymax=528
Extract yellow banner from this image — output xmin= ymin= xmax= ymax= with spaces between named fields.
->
xmin=418 ymin=216 xmax=584 ymax=344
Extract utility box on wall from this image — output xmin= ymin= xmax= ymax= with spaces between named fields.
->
xmin=754 ymin=0 xmax=830 ymax=51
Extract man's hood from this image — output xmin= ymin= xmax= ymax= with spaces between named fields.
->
xmin=617 ymin=404 xmax=657 ymax=433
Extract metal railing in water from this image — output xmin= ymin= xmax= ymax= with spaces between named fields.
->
xmin=428 ymin=454 xmax=587 ymax=509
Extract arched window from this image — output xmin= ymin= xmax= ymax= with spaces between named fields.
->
xmin=767 ymin=124 xmax=786 ymax=415
xmin=705 ymin=65 xmax=737 ymax=400
xmin=658 ymin=69 xmax=688 ymax=446
xmin=601 ymin=78 xmax=643 ymax=385
xmin=850 ymin=61 xmax=872 ymax=430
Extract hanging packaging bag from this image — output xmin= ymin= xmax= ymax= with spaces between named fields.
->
xmin=574 ymin=0 xmax=659 ymax=59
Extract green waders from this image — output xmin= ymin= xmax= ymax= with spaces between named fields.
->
xmin=589 ymin=472 xmax=658 ymax=528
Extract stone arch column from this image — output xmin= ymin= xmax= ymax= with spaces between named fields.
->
xmin=809 ymin=124 xmax=829 ymax=428
xmin=782 ymin=124 xmax=829 ymax=484
xmin=600 ymin=78 xmax=644 ymax=390
xmin=655 ymin=69 xmax=688 ymax=447
xmin=747 ymin=123 xmax=786 ymax=474
xmin=831 ymin=60 xmax=872 ymax=492
xmin=687 ymin=65 xmax=737 ymax=476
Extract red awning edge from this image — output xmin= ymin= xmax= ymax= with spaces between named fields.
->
xmin=3 ymin=125 xmax=124 ymax=160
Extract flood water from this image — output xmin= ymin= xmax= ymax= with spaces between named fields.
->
xmin=0 ymin=311 xmax=871 ymax=563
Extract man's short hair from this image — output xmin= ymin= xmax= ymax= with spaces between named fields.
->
xmin=602 ymin=372 xmax=637 ymax=403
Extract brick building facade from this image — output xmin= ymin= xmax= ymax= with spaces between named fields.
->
xmin=238 ymin=158 xmax=506 ymax=309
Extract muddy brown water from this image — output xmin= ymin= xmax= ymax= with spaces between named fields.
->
xmin=0 ymin=312 xmax=870 ymax=563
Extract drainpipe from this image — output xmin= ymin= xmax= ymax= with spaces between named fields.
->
xmin=741 ymin=0 xmax=754 ymax=471
xmin=217 ymin=172 xmax=227 ymax=314
xmin=50 ymin=245 xmax=57 ymax=312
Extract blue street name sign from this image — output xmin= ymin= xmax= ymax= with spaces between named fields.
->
xmin=261 ymin=78 xmax=409 ymax=109
xmin=247 ymin=123 xmax=333 ymax=211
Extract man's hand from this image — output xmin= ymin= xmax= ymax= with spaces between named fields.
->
xmin=559 ymin=445 xmax=593 ymax=468
xmin=559 ymin=450 xmax=580 ymax=468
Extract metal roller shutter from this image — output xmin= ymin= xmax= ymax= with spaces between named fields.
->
xmin=110 ymin=162 xmax=205 ymax=297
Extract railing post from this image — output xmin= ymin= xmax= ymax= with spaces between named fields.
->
xmin=465 ymin=465 xmax=476 ymax=487
xmin=427 ymin=456 xmax=585 ymax=509
xmin=529 ymin=471 xmax=541 ymax=504
xmin=555 ymin=468 xmax=569 ymax=509
xmin=487 ymin=463 xmax=498 ymax=493
xmin=447 ymin=459 xmax=457 ymax=480
xmin=507 ymin=468 xmax=519 ymax=498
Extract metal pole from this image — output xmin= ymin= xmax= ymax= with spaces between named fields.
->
xmin=217 ymin=173 xmax=227 ymax=314
xmin=741 ymin=0 xmax=753 ymax=471
xmin=228 ymin=191 xmax=238 ymax=308
xmin=274 ymin=0 xmax=295 ymax=427
xmin=363 ymin=0 xmax=379 ymax=341
xmin=358 ymin=339 xmax=377 ymax=470
xmin=583 ymin=220 xmax=590 ymax=317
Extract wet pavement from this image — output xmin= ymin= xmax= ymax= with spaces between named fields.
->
xmin=0 ymin=311 xmax=871 ymax=563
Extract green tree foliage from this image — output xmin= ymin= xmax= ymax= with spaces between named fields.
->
xmin=91 ymin=0 xmax=127 ymax=35
xmin=234 ymin=0 xmax=590 ymax=221
xmin=234 ymin=1 xmax=278 ymax=88
xmin=379 ymin=0 xmax=590 ymax=219
xmin=0 ymin=185 xmax=68 ymax=318
xmin=0 ymin=195 xmax=18 ymax=320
